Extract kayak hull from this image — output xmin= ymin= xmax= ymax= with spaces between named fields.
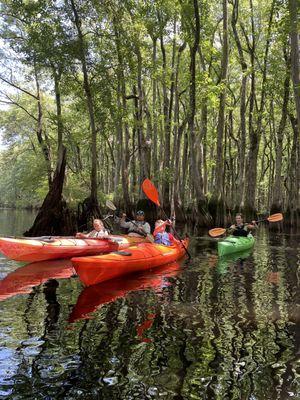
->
xmin=218 ymin=235 xmax=255 ymax=257
xmin=0 ymin=235 xmax=145 ymax=262
xmin=72 ymin=239 xmax=189 ymax=287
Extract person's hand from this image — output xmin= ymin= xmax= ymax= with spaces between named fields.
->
xmin=76 ymin=232 xmax=84 ymax=238
xmin=229 ymin=225 xmax=235 ymax=230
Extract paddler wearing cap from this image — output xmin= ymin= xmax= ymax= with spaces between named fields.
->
xmin=119 ymin=210 xmax=151 ymax=237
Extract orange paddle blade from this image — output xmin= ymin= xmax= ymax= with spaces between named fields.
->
xmin=208 ymin=228 xmax=226 ymax=237
xmin=267 ymin=213 xmax=283 ymax=222
xmin=142 ymin=179 xmax=160 ymax=206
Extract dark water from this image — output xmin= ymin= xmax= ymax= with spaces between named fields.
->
xmin=0 ymin=211 xmax=299 ymax=399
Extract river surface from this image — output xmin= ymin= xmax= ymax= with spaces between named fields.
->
xmin=0 ymin=210 xmax=299 ymax=399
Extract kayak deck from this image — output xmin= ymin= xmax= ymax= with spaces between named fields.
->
xmin=217 ymin=235 xmax=255 ymax=257
xmin=0 ymin=235 xmax=146 ymax=262
xmin=72 ymin=239 xmax=189 ymax=286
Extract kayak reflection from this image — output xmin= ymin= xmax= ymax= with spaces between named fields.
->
xmin=69 ymin=261 xmax=184 ymax=323
xmin=0 ymin=259 xmax=74 ymax=301
xmin=216 ymin=249 xmax=253 ymax=274
xmin=136 ymin=313 xmax=156 ymax=343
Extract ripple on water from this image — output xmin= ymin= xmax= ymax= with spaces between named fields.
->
xmin=0 ymin=227 xmax=299 ymax=399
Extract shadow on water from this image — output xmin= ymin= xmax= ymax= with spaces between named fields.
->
xmin=0 ymin=210 xmax=299 ymax=399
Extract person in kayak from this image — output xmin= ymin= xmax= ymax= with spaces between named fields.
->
xmin=119 ymin=210 xmax=151 ymax=238
xmin=228 ymin=214 xmax=257 ymax=237
xmin=76 ymin=219 xmax=109 ymax=238
xmin=153 ymin=219 xmax=175 ymax=246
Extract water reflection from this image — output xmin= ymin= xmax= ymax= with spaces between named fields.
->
xmin=0 ymin=259 xmax=74 ymax=301
xmin=0 ymin=208 xmax=36 ymax=236
xmin=0 ymin=218 xmax=298 ymax=399
xmin=69 ymin=261 xmax=183 ymax=323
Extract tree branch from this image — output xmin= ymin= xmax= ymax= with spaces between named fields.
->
xmin=0 ymin=76 xmax=38 ymax=100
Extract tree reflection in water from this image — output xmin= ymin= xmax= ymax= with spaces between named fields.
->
xmin=0 ymin=229 xmax=299 ymax=399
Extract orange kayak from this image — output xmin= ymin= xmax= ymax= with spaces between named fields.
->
xmin=69 ymin=261 xmax=183 ymax=323
xmin=0 ymin=235 xmax=145 ymax=262
xmin=72 ymin=238 xmax=189 ymax=287
xmin=0 ymin=259 xmax=74 ymax=301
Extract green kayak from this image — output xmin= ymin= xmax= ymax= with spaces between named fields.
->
xmin=218 ymin=235 xmax=255 ymax=257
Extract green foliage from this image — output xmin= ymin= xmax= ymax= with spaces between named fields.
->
xmin=0 ymin=0 xmax=297 ymax=214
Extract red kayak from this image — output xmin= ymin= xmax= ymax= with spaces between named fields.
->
xmin=0 ymin=259 xmax=74 ymax=301
xmin=69 ymin=261 xmax=183 ymax=323
xmin=72 ymin=238 xmax=189 ymax=287
xmin=0 ymin=235 xmax=145 ymax=262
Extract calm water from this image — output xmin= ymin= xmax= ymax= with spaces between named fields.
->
xmin=0 ymin=210 xmax=299 ymax=399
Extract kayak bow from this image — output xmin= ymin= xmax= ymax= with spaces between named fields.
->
xmin=217 ymin=235 xmax=255 ymax=257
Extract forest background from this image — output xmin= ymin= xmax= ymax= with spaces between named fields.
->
xmin=0 ymin=0 xmax=299 ymax=235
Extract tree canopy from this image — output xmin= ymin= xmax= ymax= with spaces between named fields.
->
xmin=0 ymin=0 xmax=299 ymax=228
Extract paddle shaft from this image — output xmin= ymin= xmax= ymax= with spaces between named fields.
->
xmin=255 ymin=217 xmax=273 ymax=223
xmin=213 ymin=215 xmax=280 ymax=237
xmin=159 ymin=207 xmax=191 ymax=259
xmin=141 ymin=178 xmax=191 ymax=258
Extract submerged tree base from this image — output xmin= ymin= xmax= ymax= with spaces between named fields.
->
xmin=24 ymin=147 xmax=77 ymax=236
xmin=77 ymin=197 xmax=102 ymax=232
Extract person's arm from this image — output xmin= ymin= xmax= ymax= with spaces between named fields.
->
xmin=227 ymin=225 xmax=236 ymax=234
xmin=142 ymin=222 xmax=151 ymax=235
xmin=76 ymin=232 xmax=88 ymax=238
xmin=87 ymin=230 xmax=97 ymax=238
xmin=119 ymin=214 xmax=132 ymax=229
xmin=246 ymin=221 xmax=257 ymax=231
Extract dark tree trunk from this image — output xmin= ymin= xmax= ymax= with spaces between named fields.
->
xmin=25 ymin=146 xmax=76 ymax=236
xmin=271 ymin=48 xmax=290 ymax=212
xmin=34 ymin=64 xmax=53 ymax=188
xmin=151 ymin=36 xmax=159 ymax=176
xmin=187 ymin=0 xmax=211 ymax=224
xmin=213 ymin=0 xmax=229 ymax=225
xmin=287 ymin=0 xmax=300 ymax=222
xmin=69 ymin=0 xmax=100 ymax=219
xmin=231 ymin=0 xmax=247 ymax=207
xmin=135 ymin=47 xmax=150 ymax=188
xmin=53 ymin=67 xmax=63 ymax=154
xmin=160 ymin=18 xmax=176 ymax=209
xmin=111 ymin=16 xmax=131 ymax=210
xmin=244 ymin=0 xmax=275 ymax=216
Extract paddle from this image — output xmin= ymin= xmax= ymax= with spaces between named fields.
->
xmin=208 ymin=213 xmax=284 ymax=238
xmin=105 ymin=200 xmax=154 ymax=243
xmin=141 ymin=178 xmax=191 ymax=259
